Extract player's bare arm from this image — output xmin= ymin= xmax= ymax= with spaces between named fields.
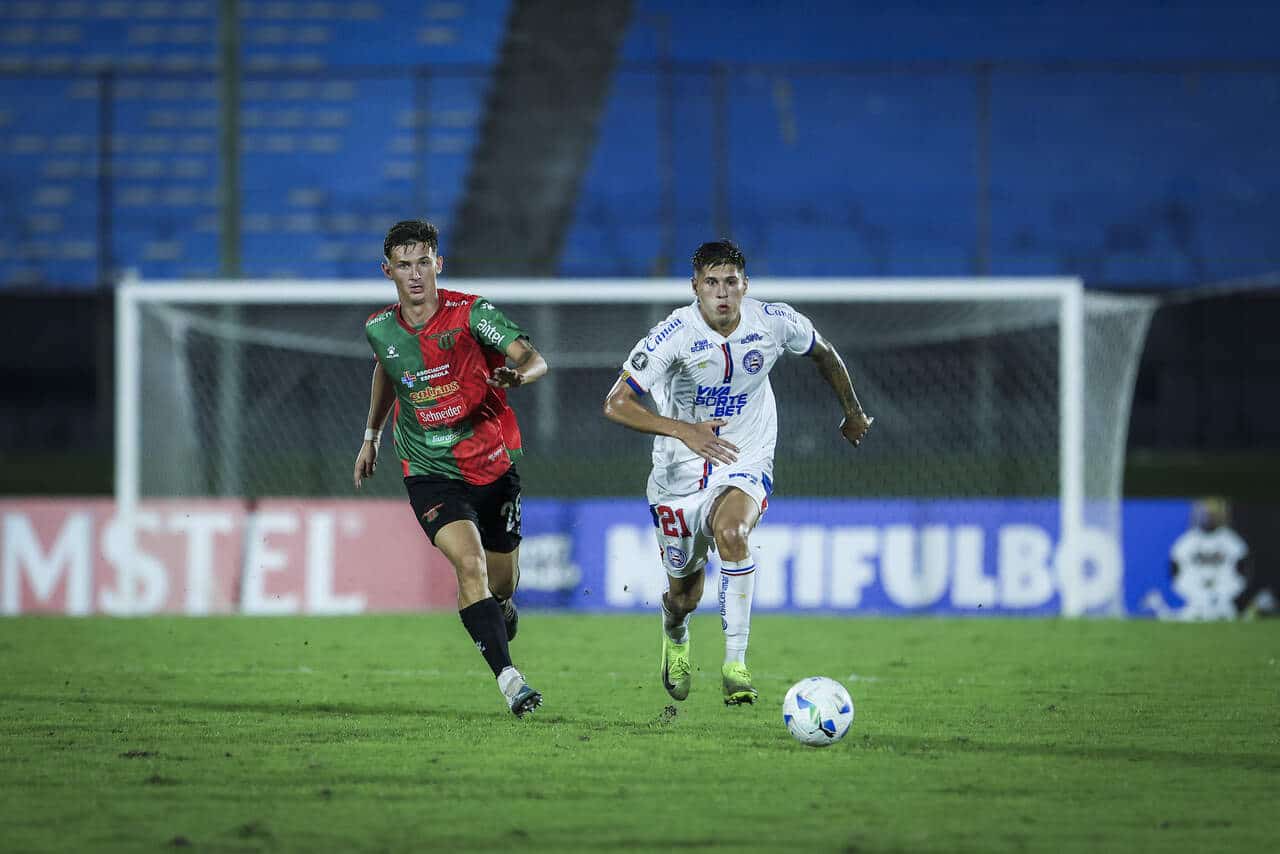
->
xmin=488 ymin=337 xmax=548 ymax=389
xmin=353 ymin=363 xmax=396 ymax=489
xmin=602 ymin=375 xmax=739 ymax=465
xmin=807 ymin=330 xmax=874 ymax=447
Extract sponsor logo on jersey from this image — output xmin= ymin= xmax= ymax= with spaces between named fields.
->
xmin=386 ymin=345 xmax=399 ymax=358
xmin=366 ymin=311 xmax=393 ymax=327
xmin=729 ymin=472 xmax=760 ymax=486
xmin=690 ymin=338 xmax=714 ymax=353
xmin=426 ymin=429 xmax=464 ymax=446
xmin=743 ymin=348 xmax=765 ymax=374
xmin=740 ymin=332 xmax=764 ymax=344
xmin=401 ymin=364 xmax=451 ymax=387
xmin=427 ymin=326 xmax=464 ymax=350
xmin=645 ymin=317 xmax=684 ymax=352
xmin=763 ymin=303 xmax=794 ymax=319
xmin=630 ymin=352 xmax=649 ymax=371
xmin=665 ymin=545 xmax=688 ymax=568
xmin=408 ymin=380 xmax=460 ymax=404
xmin=695 ymin=384 xmax=748 ymax=417
xmin=445 ymin=299 xmax=468 ymax=307
xmin=415 ymin=403 xmax=464 ymax=427
xmin=476 ymin=318 xmax=505 ymax=346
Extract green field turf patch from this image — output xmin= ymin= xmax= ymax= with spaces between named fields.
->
xmin=1 ymin=615 xmax=1277 ymax=852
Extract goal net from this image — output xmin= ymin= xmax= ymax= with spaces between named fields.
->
xmin=116 ymin=278 xmax=1155 ymax=608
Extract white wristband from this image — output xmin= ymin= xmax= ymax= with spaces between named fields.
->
xmin=363 ymin=428 xmax=381 ymax=443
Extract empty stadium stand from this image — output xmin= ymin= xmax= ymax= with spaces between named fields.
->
xmin=1 ymin=0 xmax=1278 ymax=288
xmin=0 ymin=0 xmax=508 ymax=286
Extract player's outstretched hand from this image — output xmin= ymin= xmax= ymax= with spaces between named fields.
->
xmin=841 ymin=412 xmax=874 ymax=448
xmin=677 ymin=419 xmax=739 ymax=465
xmin=353 ymin=441 xmax=378 ymax=489
xmin=487 ymin=366 xmax=524 ymax=388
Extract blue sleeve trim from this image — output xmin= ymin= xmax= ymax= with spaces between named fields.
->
xmin=803 ymin=330 xmax=817 ymax=355
xmin=625 ymin=376 xmax=647 ymax=396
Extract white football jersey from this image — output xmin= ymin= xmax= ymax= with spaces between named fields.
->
xmin=621 ymin=296 xmax=816 ymax=497
xmin=1170 ymin=526 xmax=1248 ymax=577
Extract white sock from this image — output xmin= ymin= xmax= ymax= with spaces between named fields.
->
xmin=661 ymin=592 xmax=690 ymax=644
xmin=497 ymin=665 xmax=523 ymax=700
xmin=719 ymin=559 xmax=755 ymax=665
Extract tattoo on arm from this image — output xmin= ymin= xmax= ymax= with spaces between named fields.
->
xmin=510 ymin=338 xmax=537 ymax=367
xmin=503 ymin=337 xmax=547 ymax=385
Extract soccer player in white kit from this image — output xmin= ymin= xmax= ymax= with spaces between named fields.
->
xmin=603 ymin=240 xmax=874 ymax=704
xmin=1168 ymin=497 xmax=1249 ymax=621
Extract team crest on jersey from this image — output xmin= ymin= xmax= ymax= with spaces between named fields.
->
xmin=666 ymin=546 xmax=688 ymax=568
xmin=630 ymin=352 xmax=649 ymax=370
xmin=742 ymin=349 xmax=764 ymax=374
xmin=427 ymin=327 xmax=464 ymax=350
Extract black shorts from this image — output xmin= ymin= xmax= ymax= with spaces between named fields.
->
xmin=405 ymin=467 xmax=522 ymax=553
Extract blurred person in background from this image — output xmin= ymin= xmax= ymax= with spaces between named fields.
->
xmin=1166 ymin=497 xmax=1250 ymax=621
xmin=602 ymin=239 xmax=873 ymax=706
xmin=353 ymin=219 xmax=547 ymax=717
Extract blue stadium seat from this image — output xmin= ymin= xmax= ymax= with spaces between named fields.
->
xmin=0 ymin=0 xmax=510 ymax=286
xmin=562 ymin=0 xmax=1280 ymax=287
xmin=4 ymin=0 xmax=1279 ymax=287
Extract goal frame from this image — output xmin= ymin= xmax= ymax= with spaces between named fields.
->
xmin=116 ymin=276 xmax=1084 ymax=601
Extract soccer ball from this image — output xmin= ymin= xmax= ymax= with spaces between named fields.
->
xmin=782 ymin=677 xmax=855 ymax=747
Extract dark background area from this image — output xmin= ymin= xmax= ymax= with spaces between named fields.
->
xmin=1 ymin=0 xmax=1278 ymax=505
xmin=3 ymin=289 xmax=1277 ymax=501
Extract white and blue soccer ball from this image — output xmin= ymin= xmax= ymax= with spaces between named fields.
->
xmin=782 ymin=677 xmax=855 ymax=747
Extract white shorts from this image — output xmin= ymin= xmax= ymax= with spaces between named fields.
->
xmin=646 ymin=461 xmax=772 ymax=579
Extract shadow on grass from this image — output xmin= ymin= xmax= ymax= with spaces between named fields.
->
xmin=858 ymin=731 xmax=1280 ymax=774
xmin=1 ymin=690 xmax=530 ymax=725
xmin=0 ymin=691 xmax=672 ymax=734
xmin=13 ymin=691 xmax=1273 ymax=774
xmin=5 ymin=686 xmax=732 ymax=742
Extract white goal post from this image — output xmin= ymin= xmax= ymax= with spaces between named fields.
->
xmin=116 ymin=276 xmax=1154 ymax=615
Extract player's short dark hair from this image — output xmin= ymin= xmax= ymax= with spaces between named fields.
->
xmin=692 ymin=239 xmax=746 ymax=275
xmin=384 ymin=219 xmax=439 ymax=260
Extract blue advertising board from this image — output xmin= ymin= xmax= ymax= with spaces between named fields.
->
xmin=515 ymin=497 xmax=1197 ymax=617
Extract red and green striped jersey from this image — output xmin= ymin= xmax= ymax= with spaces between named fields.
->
xmin=364 ymin=289 xmax=528 ymax=485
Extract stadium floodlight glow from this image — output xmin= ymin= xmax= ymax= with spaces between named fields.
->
xmin=116 ymin=276 xmax=1153 ymax=616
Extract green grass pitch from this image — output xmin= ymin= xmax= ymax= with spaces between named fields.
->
xmin=1 ymin=614 xmax=1277 ymax=852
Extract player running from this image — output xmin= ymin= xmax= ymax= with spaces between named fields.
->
xmin=603 ymin=239 xmax=873 ymax=705
xmin=354 ymin=219 xmax=545 ymax=717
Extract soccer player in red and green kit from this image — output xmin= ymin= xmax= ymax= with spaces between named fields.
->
xmin=353 ymin=219 xmax=546 ymax=717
